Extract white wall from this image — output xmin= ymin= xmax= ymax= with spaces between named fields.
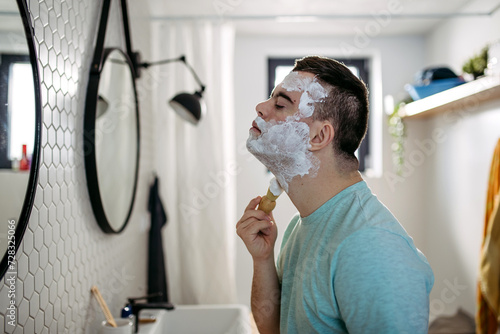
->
xmin=233 ymin=33 xmax=429 ymax=307
xmin=420 ymin=7 xmax=500 ymax=318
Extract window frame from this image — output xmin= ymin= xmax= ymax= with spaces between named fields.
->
xmin=0 ymin=54 xmax=31 ymax=168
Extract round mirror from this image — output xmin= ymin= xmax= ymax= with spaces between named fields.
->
xmin=0 ymin=0 xmax=42 ymax=279
xmin=84 ymin=48 xmax=140 ymax=233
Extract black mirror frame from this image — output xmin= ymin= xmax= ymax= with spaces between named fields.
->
xmin=0 ymin=0 xmax=43 ymax=279
xmin=83 ymin=0 xmax=140 ymax=234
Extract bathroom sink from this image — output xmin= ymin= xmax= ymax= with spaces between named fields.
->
xmin=136 ymin=304 xmax=252 ymax=334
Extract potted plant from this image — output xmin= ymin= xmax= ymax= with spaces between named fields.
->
xmin=388 ymin=97 xmax=412 ymax=175
xmin=462 ymin=46 xmax=489 ymax=79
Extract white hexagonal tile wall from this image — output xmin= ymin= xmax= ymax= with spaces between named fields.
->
xmin=0 ymin=0 xmax=152 ymax=332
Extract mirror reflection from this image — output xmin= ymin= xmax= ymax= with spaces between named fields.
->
xmin=0 ymin=0 xmax=36 ymax=263
xmin=90 ymin=49 xmax=139 ymax=232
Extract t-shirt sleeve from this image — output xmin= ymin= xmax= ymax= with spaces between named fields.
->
xmin=333 ymin=228 xmax=434 ymax=334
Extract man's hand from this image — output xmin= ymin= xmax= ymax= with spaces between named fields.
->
xmin=236 ymin=196 xmax=278 ymax=262
xmin=236 ymin=197 xmax=281 ymax=334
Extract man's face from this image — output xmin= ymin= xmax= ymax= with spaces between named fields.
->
xmin=246 ymin=71 xmax=327 ymax=192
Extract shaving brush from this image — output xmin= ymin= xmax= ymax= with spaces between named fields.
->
xmin=257 ymin=188 xmax=281 ymax=214
xmin=257 ymin=177 xmax=283 ymax=214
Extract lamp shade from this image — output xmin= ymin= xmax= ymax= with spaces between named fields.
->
xmin=96 ymin=95 xmax=109 ymax=118
xmin=168 ymin=91 xmax=205 ymax=125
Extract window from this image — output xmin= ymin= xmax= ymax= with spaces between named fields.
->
xmin=268 ymin=57 xmax=371 ymax=172
xmin=0 ymin=54 xmax=34 ymax=168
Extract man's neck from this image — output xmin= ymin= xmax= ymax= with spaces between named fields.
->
xmin=286 ymin=165 xmax=363 ymax=218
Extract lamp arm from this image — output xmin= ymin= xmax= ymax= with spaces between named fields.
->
xmin=140 ymin=56 xmax=184 ymax=68
xmin=179 ymin=56 xmax=206 ymax=94
xmin=139 ymin=55 xmax=206 ymax=94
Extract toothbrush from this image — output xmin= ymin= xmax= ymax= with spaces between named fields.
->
xmin=257 ymin=177 xmax=283 ymax=214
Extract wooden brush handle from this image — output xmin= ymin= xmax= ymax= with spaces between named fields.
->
xmin=91 ymin=285 xmax=117 ymax=328
xmin=257 ymin=188 xmax=279 ymax=214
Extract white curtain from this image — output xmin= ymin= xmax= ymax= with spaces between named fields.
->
xmin=150 ymin=21 xmax=237 ymax=304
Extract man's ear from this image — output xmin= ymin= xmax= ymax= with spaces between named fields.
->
xmin=309 ymin=120 xmax=334 ymax=151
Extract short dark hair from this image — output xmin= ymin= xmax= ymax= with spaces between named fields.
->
xmin=293 ymin=56 xmax=369 ymax=170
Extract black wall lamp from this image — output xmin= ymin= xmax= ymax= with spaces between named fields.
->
xmin=90 ymin=0 xmax=207 ymax=125
xmin=120 ymin=0 xmax=206 ymax=125
xmin=138 ymin=55 xmax=206 ymax=125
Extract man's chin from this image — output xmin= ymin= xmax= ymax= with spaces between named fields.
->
xmin=247 ymin=131 xmax=259 ymax=142
xmin=249 ymin=127 xmax=261 ymax=137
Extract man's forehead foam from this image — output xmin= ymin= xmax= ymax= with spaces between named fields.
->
xmin=281 ymin=71 xmax=327 ymax=118
xmin=281 ymin=71 xmax=314 ymax=92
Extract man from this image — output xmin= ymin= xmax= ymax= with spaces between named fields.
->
xmin=236 ymin=56 xmax=434 ymax=333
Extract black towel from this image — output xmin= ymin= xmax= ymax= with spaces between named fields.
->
xmin=147 ymin=176 xmax=169 ymax=303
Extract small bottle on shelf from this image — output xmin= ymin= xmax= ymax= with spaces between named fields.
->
xmin=19 ymin=144 xmax=29 ymax=171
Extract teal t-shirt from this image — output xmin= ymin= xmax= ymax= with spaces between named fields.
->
xmin=276 ymin=181 xmax=434 ymax=333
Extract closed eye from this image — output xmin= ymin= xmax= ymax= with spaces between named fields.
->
xmin=275 ymin=95 xmax=291 ymax=110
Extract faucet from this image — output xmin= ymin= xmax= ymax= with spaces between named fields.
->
xmin=126 ymin=293 xmax=174 ymax=333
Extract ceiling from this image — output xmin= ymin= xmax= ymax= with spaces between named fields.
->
xmin=144 ymin=0 xmax=500 ymax=36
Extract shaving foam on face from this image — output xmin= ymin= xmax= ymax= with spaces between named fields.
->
xmin=247 ymin=71 xmax=326 ymax=193
xmin=247 ymin=116 xmax=319 ymax=193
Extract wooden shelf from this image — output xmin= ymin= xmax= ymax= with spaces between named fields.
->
xmin=400 ymin=75 xmax=500 ymax=119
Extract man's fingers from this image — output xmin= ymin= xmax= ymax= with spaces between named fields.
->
xmin=236 ymin=197 xmax=275 ymax=234
xmin=237 ymin=209 xmax=271 ymax=230
xmin=245 ymin=196 xmax=262 ymax=212
xmin=237 ymin=197 xmax=271 ymax=229
xmin=238 ymin=219 xmax=273 ymax=237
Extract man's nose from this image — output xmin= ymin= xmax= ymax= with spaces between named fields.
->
xmin=255 ymin=99 xmax=271 ymax=119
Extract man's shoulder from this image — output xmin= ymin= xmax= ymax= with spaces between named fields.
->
xmin=339 ymin=226 xmax=416 ymax=255
xmin=335 ymin=226 xmax=433 ymax=281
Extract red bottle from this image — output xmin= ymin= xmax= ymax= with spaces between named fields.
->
xmin=20 ymin=144 xmax=29 ymax=171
